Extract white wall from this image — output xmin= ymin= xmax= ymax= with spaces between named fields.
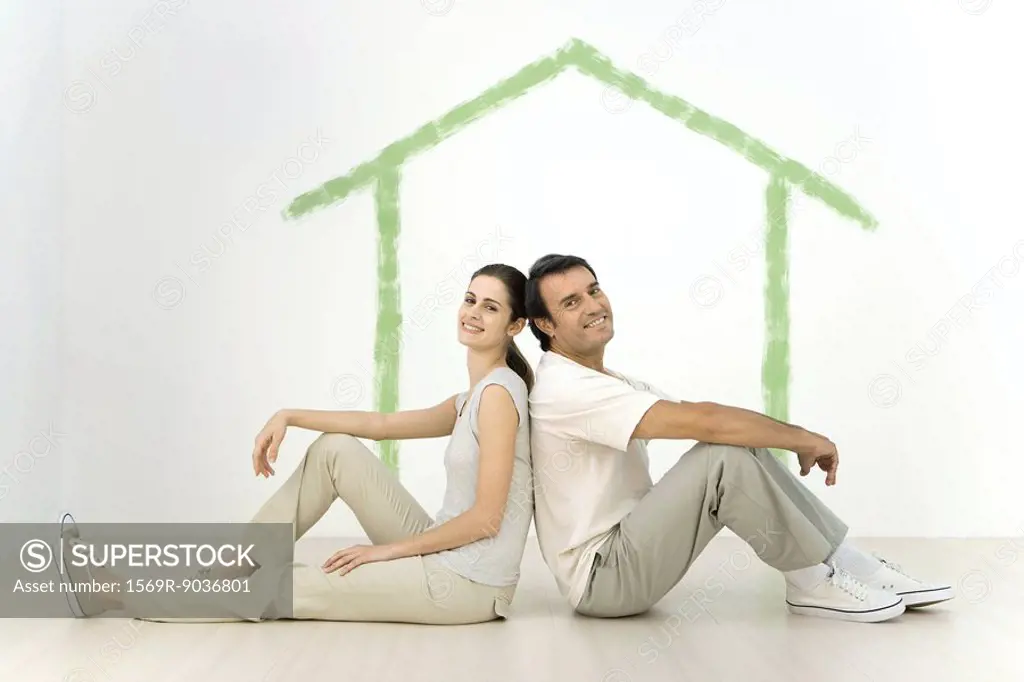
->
xmin=0 ymin=1 xmax=64 ymax=522
xmin=55 ymin=0 xmax=1022 ymax=537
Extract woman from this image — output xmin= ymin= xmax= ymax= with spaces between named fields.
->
xmin=60 ymin=263 xmax=535 ymax=625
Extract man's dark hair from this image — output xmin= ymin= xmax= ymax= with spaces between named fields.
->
xmin=525 ymin=254 xmax=598 ymax=351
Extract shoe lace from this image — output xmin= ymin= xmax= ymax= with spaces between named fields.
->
xmin=872 ymin=553 xmax=917 ymax=581
xmin=828 ymin=566 xmax=869 ymax=601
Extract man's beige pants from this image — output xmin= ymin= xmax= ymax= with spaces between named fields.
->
xmin=575 ymin=443 xmax=849 ymax=618
xmin=136 ymin=433 xmax=514 ymax=624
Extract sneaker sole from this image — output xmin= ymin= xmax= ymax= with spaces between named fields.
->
xmin=901 ymin=586 xmax=955 ymax=607
xmin=786 ymin=598 xmax=906 ymax=623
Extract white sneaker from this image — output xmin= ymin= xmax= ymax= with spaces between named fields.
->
xmin=786 ymin=564 xmax=905 ymax=623
xmin=55 ymin=511 xmax=106 ymax=617
xmin=863 ymin=554 xmax=955 ymax=607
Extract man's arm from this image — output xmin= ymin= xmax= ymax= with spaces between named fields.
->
xmin=632 ymin=400 xmax=817 ymax=452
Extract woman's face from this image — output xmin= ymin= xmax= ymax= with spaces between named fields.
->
xmin=458 ymin=275 xmax=517 ymax=350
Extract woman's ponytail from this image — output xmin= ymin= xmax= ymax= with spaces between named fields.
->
xmin=505 ymin=340 xmax=534 ymax=392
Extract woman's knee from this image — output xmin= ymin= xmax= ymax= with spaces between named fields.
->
xmin=306 ymin=433 xmax=374 ymax=471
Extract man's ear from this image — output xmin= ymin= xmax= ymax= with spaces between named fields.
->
xmin=532 ymin=316 xmax=555 ymax=338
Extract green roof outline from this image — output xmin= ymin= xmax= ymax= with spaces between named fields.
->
xmin=283 ymin=37 xmax=878 ymax=471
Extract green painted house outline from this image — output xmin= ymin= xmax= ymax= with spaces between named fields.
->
xmin=282 ymin=38 xmax=877 ymax=471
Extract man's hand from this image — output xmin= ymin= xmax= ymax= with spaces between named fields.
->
xmin=321 ymin=543 xmax=401 ymax=575
xmin=794 ymin=431 xmax=839 ymax=486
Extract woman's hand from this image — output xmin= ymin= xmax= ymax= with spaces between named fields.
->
xmin=321 ymin=544 xmax=400 ymax=575
xmin=252 ymin=410 xmax=290 ymax=477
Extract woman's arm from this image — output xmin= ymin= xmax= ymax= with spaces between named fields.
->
xmin=282 ymin=394 xmax=459 ymax=441
xmin=257 ymin=396 xmax=460 ymax=476
xmin=388 ymin=384 xmax=520 ymax=558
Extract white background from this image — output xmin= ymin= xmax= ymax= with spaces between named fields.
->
xmin=3 ymin=0 xmax=1022 ymax=537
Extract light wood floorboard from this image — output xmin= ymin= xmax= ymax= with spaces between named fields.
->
xmin=3 ymin=537 xmax=1021 ymax=681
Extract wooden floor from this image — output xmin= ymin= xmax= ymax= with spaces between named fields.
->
xmin=3 ymin=536 xmax=1021 ymax=682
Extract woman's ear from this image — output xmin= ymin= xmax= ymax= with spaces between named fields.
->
xmin=508 ymin=318 xmax=526 ymax=336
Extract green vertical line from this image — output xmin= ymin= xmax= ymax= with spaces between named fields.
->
xmin=764 ymin=174 xmax=790 ymax=463
xmin=374 ymin=166 xmax=402 ymax=471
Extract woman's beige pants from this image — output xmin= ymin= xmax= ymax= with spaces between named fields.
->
xmin=137 ymin=433 xmax=515 ymax=624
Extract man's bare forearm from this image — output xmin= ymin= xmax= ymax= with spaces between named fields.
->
xmin=701 ymin=402 xmax=815 ymax=451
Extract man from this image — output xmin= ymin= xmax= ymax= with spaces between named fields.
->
xmin=523 ymin=254 xmax=952 ymax=623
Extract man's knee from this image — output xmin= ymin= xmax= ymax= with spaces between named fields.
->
xmin=685 ymin=442 xmax=773 ymax=486
xmin=688 ymin=441 xmax=756 ymax=465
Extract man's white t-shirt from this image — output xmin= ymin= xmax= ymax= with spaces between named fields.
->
xmin=528 ymin=351 xmax=675 ymax=607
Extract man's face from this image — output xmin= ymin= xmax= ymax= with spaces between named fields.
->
xmin=535 ymin=266 xmax=614 ymax=354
